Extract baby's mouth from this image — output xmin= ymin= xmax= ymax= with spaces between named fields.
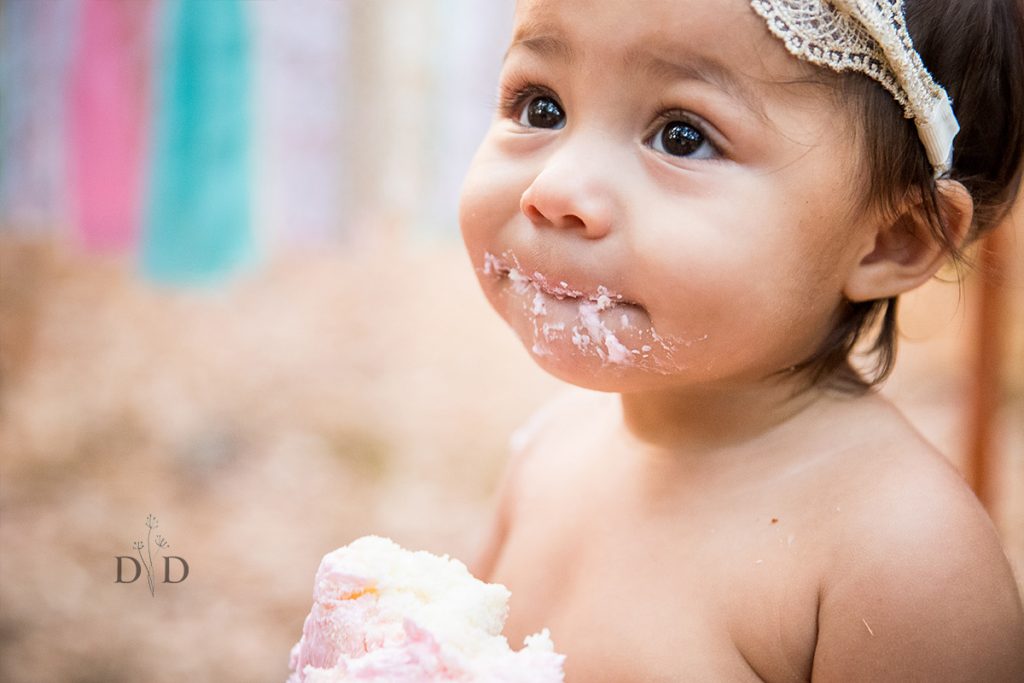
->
xmin=481 ymin=251 xmax=633 ymax=308
xmin=481 ymin=250 xmax=669 ymax=367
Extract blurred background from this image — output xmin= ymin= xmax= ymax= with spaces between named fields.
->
xmin=0 ymin=1 xmax=1021 ymax=681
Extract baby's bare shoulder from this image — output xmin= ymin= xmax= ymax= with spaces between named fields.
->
xmin=508 ymin=388 xmax=610 ymax=455
xmin=506 ymin=388 xmax=617 ymax=485
xmin=810 ymin=409 xmax=1024 ymax=681
xmin=470 ymin=389 xmax=609 ymax=580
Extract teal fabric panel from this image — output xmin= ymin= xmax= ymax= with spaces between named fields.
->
xmin=143 ymin=0 xmax=253 ymax=284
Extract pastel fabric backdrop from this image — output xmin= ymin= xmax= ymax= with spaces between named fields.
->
xmin=0 ymin=0 xmax=79 ymax=234
xmin=251 ymin=0 xmax=350 ymax=247
xmin=142 ymin=0 xmax=253 ymax=284
xmin=0 ymin=0 xmax=513 ymax=284
xmin=67 ymin=0 xmax=154 ymax=251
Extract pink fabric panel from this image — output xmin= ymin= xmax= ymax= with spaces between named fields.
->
xmin=67 ymin=0 xmax=153 ymax=251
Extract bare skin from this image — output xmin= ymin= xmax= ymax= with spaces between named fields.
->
xmin=460 ymin=0 xmax=1024 ymax=678
xmin=473 ymin=390 xmax=1024 ymax=682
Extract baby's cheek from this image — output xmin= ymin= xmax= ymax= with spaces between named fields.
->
xmin=461 ymin=172 xmax=524 ymax=255
xmin=457 ymin=173 xmax=492 ymax=249
xmin=638 ymin=270 xmax=787 ymax=373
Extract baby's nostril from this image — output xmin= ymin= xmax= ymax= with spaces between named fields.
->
xmin=563 ymin=215 xmax=585 ymax=230
xmin=524 ymin=204 xmax=547 ymax=224
xmin=524 ymin=203 xmax=588 ymax=231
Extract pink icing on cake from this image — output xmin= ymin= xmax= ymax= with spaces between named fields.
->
xmin=287 ymin=536 xmax=565 ymax=682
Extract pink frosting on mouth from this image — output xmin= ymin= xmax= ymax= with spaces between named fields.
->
xmin=482 ymin=251 xmax=628 ymax=305
xmin=480 ymin=249 xmax=709 ymax=373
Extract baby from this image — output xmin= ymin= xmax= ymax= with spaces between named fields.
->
xmin=459 ymin=0 xmax=1024 ymax=681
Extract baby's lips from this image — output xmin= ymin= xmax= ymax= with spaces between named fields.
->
xmin=481 ymin=249 xmax=634 ymax=305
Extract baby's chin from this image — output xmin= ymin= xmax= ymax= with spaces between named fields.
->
xmin=512 ymin=330 xmax=703 ymax=393
xmin=523 ymin=346 xmax=663 ymax=393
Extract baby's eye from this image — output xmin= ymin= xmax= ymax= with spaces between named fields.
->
xmin=648 ymin=117 xmax=716 ymax=160
xmin=518 ymin=94 xmax=566 ymax=129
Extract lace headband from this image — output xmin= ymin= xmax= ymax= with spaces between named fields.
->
xmin=750 ymin=0 xmax=959 ymax=177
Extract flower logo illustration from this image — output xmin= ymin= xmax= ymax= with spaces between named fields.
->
xmin=134 ymin=514 xmax=169 ymax=596
xmin=116 ymin=514 xmax=188 ymax=596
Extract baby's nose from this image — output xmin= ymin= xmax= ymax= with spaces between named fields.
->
xmin=519 ymin=149 xmax=616 ymax=239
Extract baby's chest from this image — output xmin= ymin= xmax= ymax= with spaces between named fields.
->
xmin=492 ymin=500 xmax=822 ymax=683
xmin=498 ymin=562 xmax=768 ymax=682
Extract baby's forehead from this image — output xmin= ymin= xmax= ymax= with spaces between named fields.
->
xmin=513 ymin=0 xmax=820 ymax=81
xmin=510 ymin=0 xmax=833 ymax=109
xmin=514 ymin=0 xmax=757 ymax=43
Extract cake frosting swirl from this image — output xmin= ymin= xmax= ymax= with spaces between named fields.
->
xmin=288 ymin=536 xmax=565 ymax=682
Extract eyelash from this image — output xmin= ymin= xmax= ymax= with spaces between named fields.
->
xmin=497 ymin=80 xmax=556 ymax=120
xmin=647 ymin=107 xmax=722 ymax=157
xmin=497 ymin=78 xmax=723 ymax=159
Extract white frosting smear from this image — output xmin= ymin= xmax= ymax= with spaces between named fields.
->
xmin=481 ymin=250 xmax=707 ymax=373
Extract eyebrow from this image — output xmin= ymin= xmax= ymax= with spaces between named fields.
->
xmin=506 ymin=32 xmax=575 ymax=64
xmin=506 ymin=26 xmax=767 ymax=119
xmin=630 ymin=52 xmax=767 ymax=119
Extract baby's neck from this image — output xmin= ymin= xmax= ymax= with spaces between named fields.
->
xmin=618 ymin=378 xmax=841 ymax=457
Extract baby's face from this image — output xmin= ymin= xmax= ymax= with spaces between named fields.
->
xmin=459 ymin=0 xmax=872 ymax=393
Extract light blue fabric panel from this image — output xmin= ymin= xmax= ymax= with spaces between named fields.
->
xmin=143 ymin=0 xmax=253 ymax=284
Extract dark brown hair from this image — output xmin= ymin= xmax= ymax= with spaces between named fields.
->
xmin=795 ymin=0 xmax=1024 ymax=393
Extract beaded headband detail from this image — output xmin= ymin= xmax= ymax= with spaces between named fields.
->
xmin=750 ymin=0 xmax=959 ymax=177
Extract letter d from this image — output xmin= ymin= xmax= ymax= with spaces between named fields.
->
xmin=115 ymin=556 xmax=142 ymax=583
xmin=163 ymin=556 xmax=190 ymax=584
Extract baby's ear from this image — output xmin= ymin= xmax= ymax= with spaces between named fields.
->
xmin=843 ymin=180 xmax=973 ymax=302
